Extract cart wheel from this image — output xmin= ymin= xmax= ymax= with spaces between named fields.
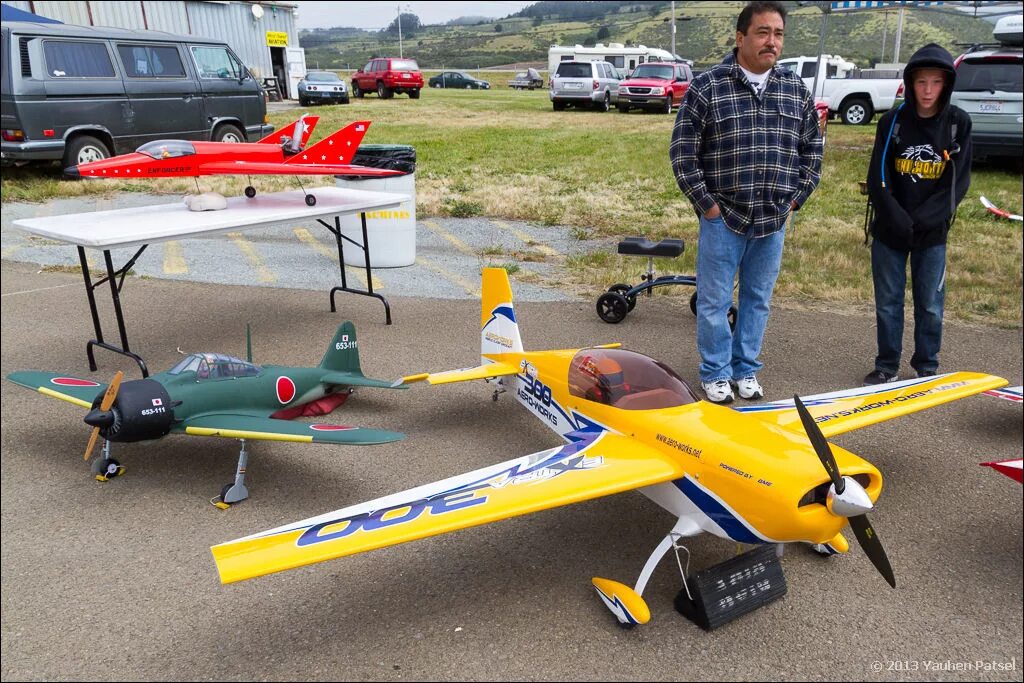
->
xmin=244 ymin=186 xmax=256 ymax=198
xmin=597 ymin=292 xmax=629 ymax=324
xmin=607 ymin=283 xmax=637 ymax=311
xmin=690 ymin=292 xmax=737 ymax=331
xmin=305 ymin=194 xmax=317 ymax=207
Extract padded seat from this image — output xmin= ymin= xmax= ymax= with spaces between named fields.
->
xmin=617 ymin=237 xmax=684 ymax=258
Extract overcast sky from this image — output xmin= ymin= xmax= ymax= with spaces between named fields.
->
xmin=292 ymin=1 xmax=538 ymax=31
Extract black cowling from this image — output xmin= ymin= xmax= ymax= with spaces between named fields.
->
xmin=86 ymin=379 xmax=174 ymax=442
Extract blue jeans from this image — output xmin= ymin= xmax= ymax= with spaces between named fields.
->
xmin=871 ymin=239 xmax=946 ymax=375
xmin=695 ymin=215 xmax=785 ymax=383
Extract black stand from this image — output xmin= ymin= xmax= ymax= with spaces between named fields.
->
xmin=78 ymin=245 xmax=150 ymax=377
xmin=320 ymin=212 xmax=392 ymax=325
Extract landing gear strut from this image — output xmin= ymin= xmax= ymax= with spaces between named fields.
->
xmin=214 ymin=439 xmax=250 ymax=509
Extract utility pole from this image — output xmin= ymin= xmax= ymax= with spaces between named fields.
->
xmin=881 ymin=10 xmax=888 ymax=65
xmin=671 ymin=0 xmax=676 ymax=57
xmin=397 ymin=5 xmax=403 ymax=58
xmin=892 ymin=8 xmax=905 ymax=65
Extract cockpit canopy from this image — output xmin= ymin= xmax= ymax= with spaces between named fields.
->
xmin=137 ymin=140 xmax=196 ymax=159
xmin=567 ymin=348 xmax=698 ymax=409
xmin=168 ymin=353 xmax=261 ymax=380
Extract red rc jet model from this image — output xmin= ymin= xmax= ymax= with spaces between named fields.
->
xmin=64 ymin=116 xmax=401 ymax=206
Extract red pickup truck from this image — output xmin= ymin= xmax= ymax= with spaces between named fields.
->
xmin=618 ymin=62 xmax=693 ymax=114
xmin=351 ymin=57 xmax=424 ymax=99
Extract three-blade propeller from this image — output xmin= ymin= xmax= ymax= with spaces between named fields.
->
xmin=794 ymin=395 xmax=896 ymax=588
xmin=83 ymin=371 xmax=123 ymax=461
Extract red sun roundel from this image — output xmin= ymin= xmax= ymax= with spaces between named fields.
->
xmin=310 ymin=424 xmax=355 ymax=431
xmin=276 ymin=376 xmax=296 ymax=404
xmin=52 ymin=377 xmax=101 ymax=387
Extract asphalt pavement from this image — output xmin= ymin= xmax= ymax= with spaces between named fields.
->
xmin=1 ymin=248 xmax=1021 ymax=680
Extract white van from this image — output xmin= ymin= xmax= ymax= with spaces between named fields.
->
xmin=548 ymin=43 xmax=679 ymax=78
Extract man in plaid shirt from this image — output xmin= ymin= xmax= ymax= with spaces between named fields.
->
xmin=670 ymin=0 xmax=822 ymax=404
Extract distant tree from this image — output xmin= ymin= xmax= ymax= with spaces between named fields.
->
xmin=494 ymin=23 xmax=503 ymax=32
xmin=597 ymin=26 xmax=610 ymax=40
xmin=532 ymin=16 xmax=543 ymax=27
xmin=384 ymin=13 xmax=421 ymax=37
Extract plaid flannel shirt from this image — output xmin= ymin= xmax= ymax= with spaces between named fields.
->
xmin=670 ymin=51 xmax=823 ymax=238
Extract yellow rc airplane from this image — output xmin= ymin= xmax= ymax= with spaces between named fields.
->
xmin=212 ymin=269 xmax=1007 ymax=626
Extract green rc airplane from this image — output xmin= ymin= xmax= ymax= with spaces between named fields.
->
xmin=6 ymin=322 xmax=419 ymax=508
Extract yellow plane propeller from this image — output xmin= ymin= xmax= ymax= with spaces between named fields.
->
xmin=83 ymin=371 xmax=123 ymax=461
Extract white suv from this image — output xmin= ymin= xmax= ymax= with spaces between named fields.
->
xmin=549 ymin=60 xmax=620 ymax=112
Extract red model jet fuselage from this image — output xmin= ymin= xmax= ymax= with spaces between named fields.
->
xmin=65 ymin=118 xmax=402 ymax=180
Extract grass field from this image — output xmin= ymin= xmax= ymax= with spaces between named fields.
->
xmin=2 ymin=86 xmax=1021 ymax=326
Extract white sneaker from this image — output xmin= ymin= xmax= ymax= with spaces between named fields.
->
xmin=735 ymin=376 xmax=764 ymax=400
xmin=701 ymin=379 xmax=735 ymax=404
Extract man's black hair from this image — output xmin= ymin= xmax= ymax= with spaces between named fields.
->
xmin=737 ymin=1 xmax=787 ymax=34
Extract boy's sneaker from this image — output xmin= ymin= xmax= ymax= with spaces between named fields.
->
xmin=863 ymin=369 xmax=899 ymax=386
xmin=917 ymin=370 xmax=937 ymax=378
xmin=734 ymin=376 xmax=764 ymax=400
xmin=701 ymin=379 xmax=735 ymax=404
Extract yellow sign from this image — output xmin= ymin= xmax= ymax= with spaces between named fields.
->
xmin=266 ymin=31 xmax=288 ymax=48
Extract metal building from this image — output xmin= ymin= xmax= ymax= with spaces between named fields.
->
xmin=2 ymin=1 xmax=306 ymax=97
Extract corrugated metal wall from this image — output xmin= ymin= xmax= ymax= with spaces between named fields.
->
xmin=5 ymin=2 xmax=299 ymax=83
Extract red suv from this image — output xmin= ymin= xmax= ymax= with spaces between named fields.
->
xmin=618 ymin=62 xmax=693 ymax=114
xmin=352 ymin=57 xmax=424 ymax=99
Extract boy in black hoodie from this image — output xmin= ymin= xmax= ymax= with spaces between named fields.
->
xmin=863 ymin=43 xmax=972 ymax=385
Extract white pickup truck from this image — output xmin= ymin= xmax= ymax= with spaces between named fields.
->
xmin=777 ymin=55 xmax=904 ymax=125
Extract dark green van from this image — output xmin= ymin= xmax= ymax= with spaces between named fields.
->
xmin=1 ymin=22 xmax=273 ymax=168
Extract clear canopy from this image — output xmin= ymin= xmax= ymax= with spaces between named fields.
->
xmin=137 ymin=140 xmax=196 ymax=159
xmin=567 ymin=348 xmax=698 ymax=410
xmin=168 ymin=353 xmax=261 ymax=380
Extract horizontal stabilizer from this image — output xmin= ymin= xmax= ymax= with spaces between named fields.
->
xmin=426 ymin=362 xmax=520 ymax=385
xmin=257 ymin=115 xmax=319 ymax=146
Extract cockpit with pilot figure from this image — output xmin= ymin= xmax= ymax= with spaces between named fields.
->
xmin=567 ymin=348 xmax=698 ymax=410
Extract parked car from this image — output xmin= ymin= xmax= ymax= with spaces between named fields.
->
xmin=617 ymin=61 xmax=692 ymax=114
xmin=297 ymin=70 xmax=349 ymax=106
xmin=428 ymin=71 xmax=489 ymax=89
xmin=509 ymin=68 xmax=544 ymax=90
xmin=549 ymin=60 xmax=620 ymax=112
xmin=351 ymin=57 xmax=423 ymax=99
xmin=0 ymin=21 xmax=272 ymax=168
xmin=950 ymin=40 xmax=1023 ymax=162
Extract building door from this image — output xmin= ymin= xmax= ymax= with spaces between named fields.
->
xmin=270 ymin=46 xmax=287 ymax=99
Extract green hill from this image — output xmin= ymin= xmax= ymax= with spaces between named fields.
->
xmin=299 ymin=1 xmax=996 ymax=70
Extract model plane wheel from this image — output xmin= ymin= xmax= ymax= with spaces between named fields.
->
xmin=607 ymin=284 xmax=637 ymax=311
xmin=96 ymin=458 xmax=123 ymax=481
xmin=244 ymin=186 xmax=256 ymax=198
xmin=305 ymin=194 xmax=317 ymax=207
xmin=597 ymin=292 xmax=629 ymax=324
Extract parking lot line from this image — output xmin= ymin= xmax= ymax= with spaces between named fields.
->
xmin=292 ymin=227 xmax=380 ymax=290
xmin=415 ymin=256 xmax=480 ymax=297
xmin=422 ymin=219 xmax=476 ymax=257
xmin=162 ymin=240 xmax=188 ymax=275
xmin=490 ymin=219 xmax=561 ymax=258
xmin=228 ymin=232 xmax=276 ymax=284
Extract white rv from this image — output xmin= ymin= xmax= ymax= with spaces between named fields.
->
xmin=548 ymin=43 xmax=678 ymax=78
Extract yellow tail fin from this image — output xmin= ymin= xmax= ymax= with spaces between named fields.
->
xmin=479 ymin=267 xmax=523 ymax=359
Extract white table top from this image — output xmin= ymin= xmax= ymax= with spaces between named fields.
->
xmin=12 ymin=187 xmax=409 ymax=250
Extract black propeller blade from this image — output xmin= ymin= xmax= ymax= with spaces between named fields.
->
xmin=794 ymin=394 xmax=896 ymax=588
xmin=848 ymin=515 xmax=897 ymax=588
xmin=794 ymin=395 xmax=844 ymax=494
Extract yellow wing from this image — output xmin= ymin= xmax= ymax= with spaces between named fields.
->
xmin=734 ymin=372 xmax=1007 ymax=438
xmin=211 ymin=431 xmax=684 ymax=584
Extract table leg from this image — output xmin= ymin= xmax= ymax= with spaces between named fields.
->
xmin=80 ymin=247 xmax=149 ymax=377
xmin=320 ymin=213 xmax=393 ymax=325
